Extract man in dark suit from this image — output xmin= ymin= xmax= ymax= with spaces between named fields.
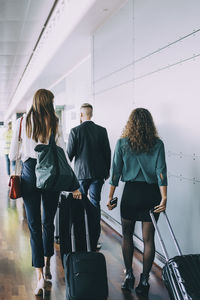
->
xmin=67 ymin=103 xmax=111 ymax=245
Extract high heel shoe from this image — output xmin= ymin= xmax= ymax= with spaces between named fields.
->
xmin=34 ymin=277 xmax=46 ymax=296
xmin=135 ymin=273 xmax=150 ymax=295
xmin=44 ymin=264 xmax=52 ymax=280
xmin=121 ymin=269 xmax=135 ymax=292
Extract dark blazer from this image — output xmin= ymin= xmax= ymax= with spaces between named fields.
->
xmin=67 ymin=121 xmax=111 ymax=180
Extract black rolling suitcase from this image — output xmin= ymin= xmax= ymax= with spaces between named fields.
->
xmin=150 ymin=210 xmax=200 ymax=300
xmin=63 ymin=198 xmax=108 ymax=300
xmin=59 ymin=192 xmax=100 ymax=264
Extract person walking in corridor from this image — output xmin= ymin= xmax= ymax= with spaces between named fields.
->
xmin=67 ymin=103 xmax=111 ymax=249
xmin=9 ymin=89 xmax=81 ymax=296
xmin=107 ymin=108 xmax=167 ymax=295
xmin=4 ymin=121 xmax=15 ymax=177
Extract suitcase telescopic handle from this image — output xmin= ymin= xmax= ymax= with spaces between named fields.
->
xmin=149 ymin=210 xmax=182 ymax=261
xmin=84 ymin=208 xmax=91 ymax=252
xmin=70 ymin=198 xmax=92 ymax=253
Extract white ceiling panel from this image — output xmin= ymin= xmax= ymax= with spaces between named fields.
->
xmin=0 ymin=0 xmax=27 ymax=21
xmin=0 ymin=0 xmax=56 ymax=120
xmin=0 ymin=21 xmax=23 ymax=41
xmin=26 ymin=0 xmax=55 ymax=21
xmin=3 ymin=0 xmax=127 ymax=120
xmin=0 ymin=65 xmax=23 ymax=72
xmin=0 ymin=96 xmax=10 ymax=100
xmin=0 ymin=91 xmax=11 ymax=94
xmin=21 ymin=21 xmax=46 ymax=41
xmin=0 ymin=42 xmax=18 ymax=55
xmin=11 ymin=55 xmax=30 ymax=65
xmin=0 ymin=42 xmax=33 ymax=55
xmin=0 ymin=74 xmax=16 ymax=83
xmin=0 ymin=76 xmax=16 ymax=81
xmin=0 ymin=55 xmax=14 ymax=65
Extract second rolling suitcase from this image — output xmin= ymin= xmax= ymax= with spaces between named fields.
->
xmin=150 ymin=210 xmax=200 ymax=300
xmin=63 ymin=197 xmax=108 ymax=300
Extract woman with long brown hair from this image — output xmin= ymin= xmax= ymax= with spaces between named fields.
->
xmin=107 ymin=108 xmax=167 ymax=295
xmin=10 ymin=89 xmax=81 ymax=296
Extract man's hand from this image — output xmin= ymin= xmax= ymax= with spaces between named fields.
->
xmin=104 ymin=174 xmax=110 ymax=181
xmin=72 ymin=190 xmax=82 ymax=199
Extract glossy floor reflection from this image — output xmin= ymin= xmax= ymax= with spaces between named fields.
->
xmin=0 ymin=157 xmax=169 ymax=300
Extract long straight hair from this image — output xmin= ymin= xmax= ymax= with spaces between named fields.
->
xmin=26 ymin=89 xmax=58 ymax=143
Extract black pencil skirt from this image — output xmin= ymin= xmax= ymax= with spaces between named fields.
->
xmin=120 ymin=181 xmax=161 ymax=222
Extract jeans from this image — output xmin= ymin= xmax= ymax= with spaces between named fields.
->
xmin=79 ymin=179 xmax=104 ymax=241
xmin=21 ymin=158 xmax=59 ymax=268
xmin=5 ymin=154 xmax=15 ymax=176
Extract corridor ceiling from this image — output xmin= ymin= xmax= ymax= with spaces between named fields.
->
xmin=0 ymin=0 xmax=56 ymax=121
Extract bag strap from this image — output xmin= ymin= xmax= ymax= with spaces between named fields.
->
xmin=49 ymin=132 xmax=56 ymax=146
xmin=49 ymin=133 xmax=60 ymax=188
xmin=18 ymin=117 xmax=23 ymax=142
xmin=14 ymin=117 xmax=23 ymax=176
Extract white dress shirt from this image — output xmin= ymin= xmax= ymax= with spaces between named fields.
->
xmin=9 ymin=115 xmax=66 ymax=162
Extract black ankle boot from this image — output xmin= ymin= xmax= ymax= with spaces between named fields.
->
xmin=121 ymin=269 xmax=135 ymax=292
xmin=135 ymin=273 xmax=150 ymax=295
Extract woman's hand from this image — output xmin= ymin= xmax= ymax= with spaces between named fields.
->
xmin=107 ymin=185 xmax=117 ymax=210
xmin=107 ymin=197 xmax=117 ymax=210
xmin=154 ymin=198 xmax=167 ymax=213
xmin=72 ymin=189 xmax=82 ymax=199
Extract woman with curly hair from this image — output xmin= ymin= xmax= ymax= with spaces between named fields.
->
xmin=107 ymin=108 xmax=167 ymax=295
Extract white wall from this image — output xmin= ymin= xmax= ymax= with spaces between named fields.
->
xmin=92 ymin=0 xmax=200 ymax=260
xmin=47 ymin=0 xmax=200 ymax=263
xmin=92 ymin=0 xmax=134 ymax=235
xmin=51 ymin=56 xmax=92 ymax=143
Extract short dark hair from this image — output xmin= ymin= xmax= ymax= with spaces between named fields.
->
xmin=80 ymin=103 xmax=93 ymax=110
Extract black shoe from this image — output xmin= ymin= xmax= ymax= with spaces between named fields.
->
xmin=121 ymin=269 xmax=135 ymax=292
xmin=135 ymin=273 xmax=150 ymax=295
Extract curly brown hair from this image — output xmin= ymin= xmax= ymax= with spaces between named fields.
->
xmin=121 ymin=108 xmax=158 ymax=153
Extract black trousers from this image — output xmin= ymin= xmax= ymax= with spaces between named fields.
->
xmin=21 ymin=158 xmax=59 ymax=268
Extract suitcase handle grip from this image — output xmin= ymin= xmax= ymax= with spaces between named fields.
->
xmin=149 ymin=210 xmax=182 ymax=261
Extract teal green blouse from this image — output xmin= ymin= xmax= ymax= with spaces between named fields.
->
xmin=109 ymin=138 xmax=167 ymax=187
